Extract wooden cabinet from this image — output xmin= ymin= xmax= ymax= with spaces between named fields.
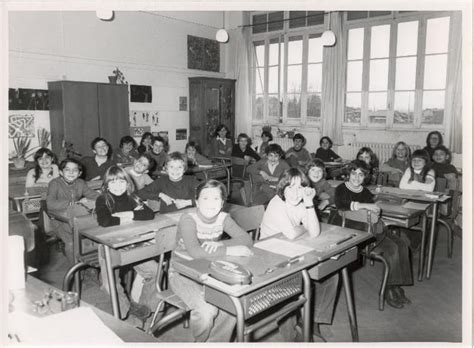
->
xmin=48 ymin=81 xmax=129 ymax=157
xmin=189 ymin=77 xmax=236 ymax=156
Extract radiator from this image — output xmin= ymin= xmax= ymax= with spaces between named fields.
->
xmin=347 ymin=142 xmax=422 ymax=165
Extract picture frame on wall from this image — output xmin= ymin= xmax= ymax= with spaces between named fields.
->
xmin=179 ymin=96 xmax=187 ymax=111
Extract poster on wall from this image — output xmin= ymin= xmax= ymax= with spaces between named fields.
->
xmin=176 ymin=128 xmax=187 ymax=141
xmin=9 ymin=88 xmax=49 ymax=110
xmin=130 ymin=85 xmax=152 ymax=103
xmin=9 ymin=113 xmax=35 ymax=138
xmin=187 ymin=35 xmax=219 ymax=72
xmin=179 ymin=96 xmax=187 ymax=111
xmin=130 ymin=126 xmax=151 ymax=138
xmin=129 ymin=111 xmax=159 ymax=127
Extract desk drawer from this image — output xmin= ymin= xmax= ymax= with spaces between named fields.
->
xmin=109 ymin=240 xmax=159 ymax=266
xmin=310 ymin=247 xmax=358 ymax=280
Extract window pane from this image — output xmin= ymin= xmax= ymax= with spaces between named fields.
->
xmin=269 ymin=39 xmax=280 ymax=66
xmin=346 ymin=61 xmax=363 ymax=92
xmin=252 ymin=14 xmax=266 ymax=34
xmin=307 ymin=93 xmax=322 ymax=118
xmin=368 ymin=92 xmax=387 ymax=124
xmin=426 ymin=17 xmax=450 ymax=54
xmin=254 ymin=41 xmax=265 ymax=67
xmin=345 ymin=93 xmax=361 ymax=123
xmin=347 ymin=11 xmax=368 ymax=21
xmin=422 ymin=91 xmax=445 ymax=124
xmin=370 ymin=25 xmax=390 ymax=58
xmin=395 ymin=57 xmax=416 ymax=90
xmin=369 ymin=11 xmax=392 ymax=18
xmin=287 ymin=94 xmax=301 ymax=118
xmin=397 ymin=21 xmax=418 ymax=56
xmin=424 ymin=54 xmax=447 ymax=89
xmin=307 ymin=11 xmax=325 ymax=26
xmin=308 ymin=35 xmax=323 ymax=63
xmin=348 ymin=28 xmax=364 ymax=60
xmin=268 ymin=95 xmax=281 ymax=117
xmin=255 ymin=67 xmax=264 ymax=94
xmin=287 ymin=65 xmax=302 ymax=93
xmin=288 ymin=36 xmax=303 ymax=64
xmin=307 ymin=64 xmax=322 ymax=93
xmin=394 ymin=91 xmax=415 ymax=124
xmin=369 ymin=59 xmax=389 ymax=91
xmin=268 ymin=66 xmax=279 ymax=94
xmin=253 ymin=95 xmax=264 ymax=120
xmin=289 ymin=11 xmax=306 ymax=28
xmin=268 ymin=11 xmax=284 ymax=32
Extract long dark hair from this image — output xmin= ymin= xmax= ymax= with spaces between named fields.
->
xmin=33 ymin=148 xmax=57 ymax=183
xmin=409 ymin=149 xmax=431 ymax=183
xmin=425 ymin=131 xmax=444 ymax=149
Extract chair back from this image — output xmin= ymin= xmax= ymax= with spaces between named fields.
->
xmin=154 ymin=225 xmax=178 ymax=255
xmin=435 ymin=177 xmax=448 ymax=192
xmin=230 ymin=205 xmax=265 ymax=240
xmin=72 ymin=215 xmax=99 ymax=260
xmin=339 ymin=209 xmax=378 ymax=235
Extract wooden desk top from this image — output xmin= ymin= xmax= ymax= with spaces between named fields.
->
xmin=172 ymin=223 xmax=371 ymax=298
xmin=371 ymin=186 xmax=450 ymax=203
xmin=375 ymin=201 xmax=428 ymax=219
xmin=9 ymin=180 xmax=103 ymax=200
xmin=10 ymin=275 xmax=157 ymax=343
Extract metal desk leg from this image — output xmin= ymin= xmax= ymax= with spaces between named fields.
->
xmin=418 ymin=213 xmax=428 ymax=281
xmin=302 ymin=270 xmax=311 ymax=342
xmin=229 ymin=296 xmax=245 ymax=342
xmin=426 ymin=202 xmax=438 ymax=279
xmin=225 ymin=167 xmax=231 ymax=196
xmin=341 ymin=267 xmax=358 ymax=342
xmin=104 ymin=245 xmax=121 ymax=319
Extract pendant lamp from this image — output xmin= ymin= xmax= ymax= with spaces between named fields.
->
xmin=321 ymin=12 xmax=336 ymax=47
xmin=216 ymin=12 xmax=229 ymax=43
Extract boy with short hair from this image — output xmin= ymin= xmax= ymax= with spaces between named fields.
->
xmin=125 ymin=154 xmax=155 ymax=190
xmin=431 ymin=145 xmax=458 ymax=190
xmin=148 ymin=136 xmax=168 ymax=177
xmin=137 ymin=152 xmax=198 ymax=213
xmin=285 ymin=133 xmax=312 ymax=169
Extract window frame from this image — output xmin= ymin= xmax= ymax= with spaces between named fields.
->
xmin=343 ymin=11 xmax=455 ymax=131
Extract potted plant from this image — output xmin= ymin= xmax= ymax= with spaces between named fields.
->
xmin=10 ymin=137 xmax=32 ymax=169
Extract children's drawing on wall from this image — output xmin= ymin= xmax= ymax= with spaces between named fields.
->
xmin=130 ymin=85 xmax=152 ymax=103
xmin=9 ymin=88 xmax=49 ymax=110
xmin=129 ymin=111 xmax=159 ymax=127
xmin=176 ymin=128 xmax=187 ymax=141
xmin=179 ymin=96 xmax=188 ymax=111
xmin=9 ymin=113 xmax=35 ymax=138
xmin=130 ymin=126 xmax=151 ymax=138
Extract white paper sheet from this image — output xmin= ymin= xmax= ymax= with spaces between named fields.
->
xmin=254 ymin=238 xmax=315 ymax=258
xmin=8 ymin=307 xmax=123 ymax=344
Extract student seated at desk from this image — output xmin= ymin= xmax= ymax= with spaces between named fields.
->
xmin=306 ymin=159 xmax=335 ymax=214
xmin=81 ymin=137 xmax=116 ymax=181
xmin=380 ymin=141 xmax=411 ymax=187
xmin=25 ymin=148 xmax=59 ymax=188
xmin=335 ymin=160 xmax=412 ymax=309
xmin=113 ymin=135 xmax=139 ymax=167
xmin=285 ymin=133 xmax=311 ymax=169
xmin=246 ymin=144 xmax=289 ymax=205
xmin=209 ymin=124 xmax=233 ymax=158
xmin=399 ymin=149 xmax=435 ymax=192
xmin=125 ymin=154 xmax=155 ymax=190
xmin=95 ymin=166 xmax=155 ymax=323
xmin=186 ymin=141 xmax=212 ymax=167
xmin=148 ymin=136 xmax=168 ymax=177
xmin=260 ymin=167 xmax=338 ymax=342
xmin=431 ymin=145 xmax=458 ymax=190
xmin=137 ymin=152 xmax=198 ymax=213
xmin=46 ymin=158 xmax=100 ymax=262
xmin=314 ymin=136 xmax=342 ymax=163
xmin=170 ymin=180 xmax=253 ymax=342
xmin=356 ymin=147 xmax=379 ymax=185
xmin=231 ymin=133 xmax=261 ymax=167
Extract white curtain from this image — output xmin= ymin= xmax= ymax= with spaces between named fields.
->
xmin=234 ymin=26 xmax=253 ymax=138
xmin=447 ymin=12 xmax=462 ymax=154
xmin=320 ymin=12 xmax=345 ymax=145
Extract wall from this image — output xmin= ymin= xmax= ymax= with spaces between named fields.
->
xmin=9 ymin=10 xmax=241 ymax=158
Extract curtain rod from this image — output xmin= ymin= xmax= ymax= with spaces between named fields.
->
xmin=238 ymin=12 xmax=331 ymax=28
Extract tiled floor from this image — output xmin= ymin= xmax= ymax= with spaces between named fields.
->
xmin=32 ymin=224 xmax=462 ymax=343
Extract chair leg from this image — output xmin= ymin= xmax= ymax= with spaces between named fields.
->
xmin=148 ymin=300 xmax=166 ymax=335
xmin=63 ymin=262 xmax=88 ymax=293
xmin=371 ymin=255 xmax=390 ymax=311
xmin=438 ymin=219 xmax=453 ymax=258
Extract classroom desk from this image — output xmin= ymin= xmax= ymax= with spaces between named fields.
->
xmin=371 ymin=186 xmax=450 ymax=279
xmin=9 ymin=180 xmax=103 ymax=214
xmin=9 ymin=275 xmax=157 ymax=343
xmin=187 ymin=162 xmax=232 ymax=192
xmin=375 ymin=201 xmax=428 ymax=281
xmin=172 ymin=223 xmax=371 ymax=342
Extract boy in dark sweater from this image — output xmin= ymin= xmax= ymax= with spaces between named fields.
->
xmin=137 ymin=152 xmax=198 ymax=213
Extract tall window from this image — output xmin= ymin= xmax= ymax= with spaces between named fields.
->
xmin=251 ymin=11 xmax=325 ymax=124
xmin=344 ymin=13 xmax=452 ymax=129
